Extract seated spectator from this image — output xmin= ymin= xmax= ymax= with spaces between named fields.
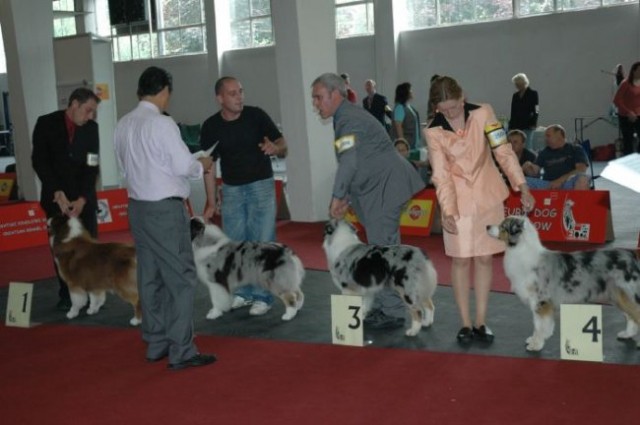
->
xmin=521 ymin=124 xmax=590 ymax=190
xmin=394 ymin=138 xmax=415 ymax=168
xmin=394 ymin=137 xmax=430 ymax=180
xmin=507 ymin=129 xmax=537 ymax=166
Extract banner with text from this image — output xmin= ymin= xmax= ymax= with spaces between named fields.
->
xmin=504 ymin=190 xmax=612 ymax=243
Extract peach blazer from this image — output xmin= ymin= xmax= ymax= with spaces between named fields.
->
xmin=424 ymin=103 xmax=526 ymax=257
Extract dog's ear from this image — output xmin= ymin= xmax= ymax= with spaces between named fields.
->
xmin=189 ymin=217 xmax=206 ymax=240
xmin=324 ymin=220 xmax=336 ymax=236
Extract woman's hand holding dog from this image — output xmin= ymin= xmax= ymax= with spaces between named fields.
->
xmin=441 ymin=214 xmax=458 ymax=234
xmin=519 ymin=184 xmax=535 ymax=213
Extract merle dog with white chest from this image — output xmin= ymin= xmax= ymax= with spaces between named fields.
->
xmin=323 ymin=219 xmax=437 ymax=336
xmin=190 ymin=217 xmax=305 ymax=321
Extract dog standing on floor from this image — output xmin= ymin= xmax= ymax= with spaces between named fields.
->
xmin=322 ymin=219 xmax=437 ymax=337
xmin=47 ymin=214 xmax=141 ymax=326
xmin=487 ymin=215 xmax=640 ymax=351
xmin=189 ymin=217 xmax=305 ymax=321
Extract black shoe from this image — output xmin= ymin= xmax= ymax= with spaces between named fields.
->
xmin=56 ymin=298 xmax=72 ymax=312
xmin=456 ymin=327 xmax=473 ymax=344
xmin=363 ymin=310 xmax=405 ymax=330
xmin=472 ymin=325 xmax=495 ymax=343
xmin=167 ymin=353 xmax=217 ymax=370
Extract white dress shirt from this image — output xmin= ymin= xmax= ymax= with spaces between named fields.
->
xmin=114 ymin=101 xmax=203 ymax=201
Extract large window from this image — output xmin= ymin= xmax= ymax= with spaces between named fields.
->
xmin=53 ymin=0 xmax=77 ymax=38
xmin=111 ymin=0 xmax=206 ymax=62
xmin=402 ymin=0 xmax=636 ymax=30
xmin=336 ymin=0 xmax=374 ymax=39
xmin=225 ymin=0 xmax=274 ymax=50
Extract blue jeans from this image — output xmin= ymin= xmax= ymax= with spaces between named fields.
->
xmin=525 ymin=175 xmax=586 ymax=190
xmin=222 ymin=177 xmax=276 ymax=304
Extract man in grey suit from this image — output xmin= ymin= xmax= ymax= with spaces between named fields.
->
xmin=311 ymin=72 xmax=425 ymax=328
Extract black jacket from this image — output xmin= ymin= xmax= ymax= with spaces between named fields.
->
xmin=509 ymin=88 xmax=539 ymax=130
xmin=362 ymin=93 xmax=390 ymax=127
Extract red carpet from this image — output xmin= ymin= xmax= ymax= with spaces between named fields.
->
xmin=0 ymin=323 xmax=636 ymax=425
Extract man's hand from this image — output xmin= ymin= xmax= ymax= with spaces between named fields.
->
xmin=53 ymin=191 xmax=71 ymax=215
xmin=521 ymin=161 xmax=538 ymax=177
xmin=67 ymin=197 xmax=86 ymax=217
xmin=198 ymin=156 xmax=214 ymax=173
xmin=549 ymin=177 xmax=565 ymax=190
xmin=259 ymin=136 xmax=280 ymax=156
xmin=203 ymin=201 xmax=220 ymax=220
xmin=329 ymin=197 xmax=349 ymax=219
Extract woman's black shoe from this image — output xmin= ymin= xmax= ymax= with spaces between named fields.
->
xmin=456 ymin=327 xmax=473 ymax=343
xmin=472 ymin=325 xmax=495 ymax=343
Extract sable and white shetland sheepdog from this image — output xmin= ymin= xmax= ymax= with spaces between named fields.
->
xmin=322 ymin=219 xmax=437 ymax=337
xmin=47 ymin=215 xmax=141 ymax=326
xmin=189 ymin=217 xmax=305 ymax=321
xmin=487 ymin=216 xmax=640 ymax=351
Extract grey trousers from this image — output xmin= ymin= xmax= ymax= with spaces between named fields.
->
xmin=351 ymin=199 xmax=407 ymax=319
xmin=128 ymin=198 xmax=199 ymax=364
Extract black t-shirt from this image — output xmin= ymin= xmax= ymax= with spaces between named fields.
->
xmin=199 ymin=106 xmax=282 ymax=186
xmin=519 ymin=148 xmax=537 ymax=166
xmin=535 ymin=143 xmax=588 ymax=181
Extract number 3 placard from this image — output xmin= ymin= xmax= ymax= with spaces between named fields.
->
xmin=331 ymin=294 xmax=364 ymax=347
xmin=560 ymin=304 xmax=603 ymax=362
xmin=5 ymin=282 xmax=34 ymax=328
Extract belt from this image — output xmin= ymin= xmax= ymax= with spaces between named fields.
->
xmin=165 ymin=196 xmax=184 ymax=201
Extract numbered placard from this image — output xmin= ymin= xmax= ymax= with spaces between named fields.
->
xmin=331 ymin=294 xmax=364 ymax=347
xmin=5 ymin=282 xmax=34 ymax=328
xmin=560 ymin=304 xmax=603 ymax=362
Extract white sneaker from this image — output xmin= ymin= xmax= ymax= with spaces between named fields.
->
xmin=249 ymin=301 xmax=272 ymax=316
xmin=231 ymin=296 xmax=253 ymax=310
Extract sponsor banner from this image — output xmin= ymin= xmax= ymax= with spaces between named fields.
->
xmin=344 ymin=188 xmax=437 ymax=237
xmin=0 ymin=202 xmax=48 ymax=252
xmin=0 ymin=172 xmax=16 ymax=203
xmin=97 ymin=188 xmax=130 ymax=232
xmin=504 ymin=190 xmax=611 ymax=243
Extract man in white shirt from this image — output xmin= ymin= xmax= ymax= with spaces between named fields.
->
xmin=114 ymin=66 xmax=216 ymax=371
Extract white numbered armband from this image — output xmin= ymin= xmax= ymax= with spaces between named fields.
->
xmin=87 ymin=153 xmax=100 ymax=166
xmin=484 ymin=122 xmax=508 ymax=149
xmin=334 ymin=134 xmax=356 ymax=154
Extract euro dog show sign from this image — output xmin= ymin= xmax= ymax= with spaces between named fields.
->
xmin=504 ymin=190 xmax=613 ymax=244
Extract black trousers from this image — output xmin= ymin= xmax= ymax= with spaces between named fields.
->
xmin=618 ymin=116 xmax=640 ymax=155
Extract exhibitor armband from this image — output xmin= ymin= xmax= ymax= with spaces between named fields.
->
xmin=484 ymin=122 xmax=508 ymax=149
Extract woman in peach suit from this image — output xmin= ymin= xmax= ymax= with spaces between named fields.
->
xmin=424 ymin=76 xmax=535 ymax=343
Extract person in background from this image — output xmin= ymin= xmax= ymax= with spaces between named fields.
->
xmin=521 ymin=124 xmax=591 ymax=190
xmin=312 ymin=72 xmax=424 ymax=330
xmin=393 ymin=137 xmax=416 ymax=169
xmin=509 ymin=73 xmax=539 ymax=150
xmin=362 ymin=79 xmax=391 ymax=130
xmin=613 ymin=61 xmax=640 ymax=155
xmin=507 ymin=129 xmax=537 ymax=166
xmin=340 ymin=73 xmax=358 ymax=104
xmin=114 ymin=66 xmax=216 ymax=370
xmin=31 ymin=87 xmax=101 ymax=312
xmin=425 ymin=76 xmax=534 ymax=344
xmin=200 ymin=76 xmax=288 ymax=315
xmin=393 ymin=82 xmax=430 ymax=184
xmin=426 ymin=74 xmax=441 ymax=124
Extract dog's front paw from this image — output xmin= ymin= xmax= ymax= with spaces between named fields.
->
xmin=525 ymin=336 xmax=544 ymax=351
xmin=129 ymin=317 xmax=141 ymax=326
xmin=281 ymin=307 xmax=298 ymax=321
xmin=86 ymin=307 xmax=99 ymax=315
xmin=206 ymin=308 xmax=223 ymax=320
xmin=66 ymin=309 xmax=79 ymax=320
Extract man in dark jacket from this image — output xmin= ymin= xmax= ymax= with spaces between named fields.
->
xmin=32 ymin=87 xmax=101 ymax=311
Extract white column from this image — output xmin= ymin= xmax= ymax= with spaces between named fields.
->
xmin=0 ymin=0 xmax=58 ymax=201
xmin=272 ymin=0 xmax=337 ymax=222
xmin=373 ymin=0 xmax=399 ymax=98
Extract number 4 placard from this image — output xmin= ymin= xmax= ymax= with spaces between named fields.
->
xmin=331 ymin=294 xmax=364 ymax=347
xmin=560 ymin=304 xmax=603 ymax=362
xmin=5 ymin=282 xmax=35 ymax=328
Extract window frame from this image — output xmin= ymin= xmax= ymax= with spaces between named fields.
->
xmin=335 ymin=0 xmax=375 ymax=39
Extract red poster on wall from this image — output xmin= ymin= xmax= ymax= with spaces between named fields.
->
xmin=0 ymin=202 xmax=48 ymax=252
xmin=504 ymin=190 xmax=612 ymax=243
xmin=97 ymin=188 xmax=130 ymax=232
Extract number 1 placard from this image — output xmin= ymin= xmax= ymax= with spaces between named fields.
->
xmin=560 ymin=304 xmax=603 ymax=362
xmin=5 ymin=282 xmax=34 ymax=328
xmin=331 ymin=294 xmax=364 ymax=347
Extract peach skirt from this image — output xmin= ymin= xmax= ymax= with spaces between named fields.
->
xmin=442 ymin=203 xmax=506 ymax=258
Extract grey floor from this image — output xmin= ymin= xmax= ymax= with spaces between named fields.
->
xmin=1 ymin=162 xmax=638 ymax=365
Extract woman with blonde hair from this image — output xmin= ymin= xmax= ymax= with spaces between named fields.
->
xmin=424 ymin=76 xmax=535 ymax=343
xmin=509 ymin=73 xmax=539 ymax=149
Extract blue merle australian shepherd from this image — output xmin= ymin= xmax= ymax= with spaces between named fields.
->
xmin=323 ymin=219 xmax=437 ymax=337
xmin=487 ymin=216 xmax=640 ymax=351
xmin=190 ymin=218 xmax=305 ymax=321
